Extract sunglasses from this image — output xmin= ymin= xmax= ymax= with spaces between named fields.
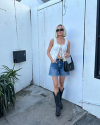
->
xmin=56 ymin=28 xmax=64 ymax=32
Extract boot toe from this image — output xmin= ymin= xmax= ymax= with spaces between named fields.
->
xmin=56 ymin=107 xmax=61 ymax=116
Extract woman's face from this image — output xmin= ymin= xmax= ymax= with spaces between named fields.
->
xmin=56 ymin=26 xmax=64 ymax=37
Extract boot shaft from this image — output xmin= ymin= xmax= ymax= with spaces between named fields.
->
xmin=53 ymin=91 xmax=61 ymax=116
xmin=53 ymin=91 xmax=60 ymax=106
xmin=59 ymin=88 xmax=64 ymax=100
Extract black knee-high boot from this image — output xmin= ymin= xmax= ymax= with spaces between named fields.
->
xmin=59 ymin=88 xmax=64 ymax=109
xmin=53 ymin=91 xmax=61 ymax=116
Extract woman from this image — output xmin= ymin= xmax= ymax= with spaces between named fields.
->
xmin=47 ymin=24 xmax=70 ymax=116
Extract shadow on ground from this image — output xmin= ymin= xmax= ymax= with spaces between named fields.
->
xmin=0 ymin=84 xmax=99 ymax=125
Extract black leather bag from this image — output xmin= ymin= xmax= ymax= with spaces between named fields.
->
xmin=64 ymin=61 xmax=70 ymax=72
xmin=64 ymin=55 xmax=74 ymax=72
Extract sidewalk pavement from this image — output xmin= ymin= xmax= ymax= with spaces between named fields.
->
xmin=0 ymin=84 xmax=100 ymax=125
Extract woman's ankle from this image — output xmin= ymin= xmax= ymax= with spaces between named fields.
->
xmin=59 ymin=87 xmax=64 ymax=92
xmin=54 ymin=88 xmax=59 ymax=95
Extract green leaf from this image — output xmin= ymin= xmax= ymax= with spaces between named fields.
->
xmin=0 ymin=64 xmax=22 ymax=115
xmin=2 ymin=65 xmax=10 ymax=71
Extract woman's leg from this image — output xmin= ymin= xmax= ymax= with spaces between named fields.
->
xmin=52 ymin=76 xmax=61 ymax=116
xmin=52 ymin=76 xmax=59 ymax=95
xmin=59 ymin=76 xmax=65 ymax=91
xmin=58 ymin=76 xmax=65 ymax=109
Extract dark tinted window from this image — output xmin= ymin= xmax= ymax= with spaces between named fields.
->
xmin=95 ymin=0 xmax=100 ymax=78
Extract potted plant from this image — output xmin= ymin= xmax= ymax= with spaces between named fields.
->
xmin=0 ymin=64 xmax=22 ymax=117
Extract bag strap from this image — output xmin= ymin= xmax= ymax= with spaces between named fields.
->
xmin=70 ymin=55 xmax=73 ymax=62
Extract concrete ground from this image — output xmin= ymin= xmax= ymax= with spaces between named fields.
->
xmin=74 ymin=113 xmax=100 ymax=125
xmin=0 ymin=84 xmax=100 ymax=125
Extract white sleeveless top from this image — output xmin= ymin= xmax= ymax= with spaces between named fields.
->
xmin=50 ymin=37 xmax=68 ymax=60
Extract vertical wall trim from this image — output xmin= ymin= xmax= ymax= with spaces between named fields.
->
xmin=62 ymin=0 xmax=66 ymax=24
xmin=82 ymin=0 xmax=86 ymax=107
xmin=44 ymin=9 xmax=45 ymax=88
xmin=14 ymin=0 xmax=19 ymax=49
xmin=37 ymin=7 xmax=40 ymax=86
xmin=62 ymin=0 xmax=63 ymax=24
xmin=83 ymin=0 xmax=86 ymax=71
xmin=30 ymin=9 xmax=34 ymax=85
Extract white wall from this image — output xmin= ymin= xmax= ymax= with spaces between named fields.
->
xmin=31 ymin=0 xmax=62 ymax=89
xmin=0 ymin=0 xmax=32 ymax=93
xmin=83 ymin=0 xmax=100 ymax=118
xmin=31 ymin=0 xmax=100 ymax=118
xmin=63 ymin=0 xmax=85 ymax=106
xmin=31 ymin=0 xmax=84 ymax=107
xmin=20 ymin=0 xmax=43 ymax=8
xmin=1 ymin=0 xmax=100 ymax=119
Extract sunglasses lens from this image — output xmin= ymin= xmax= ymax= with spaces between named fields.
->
xmin=56 ymin=29 xmax=59 ymax=32
xmin=56 ymin=28 xmax=64 ymax=32
xmin=60 ymin=28 xmax=64 ymax=31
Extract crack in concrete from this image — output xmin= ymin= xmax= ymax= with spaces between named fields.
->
xmin=5 ymin=117 xmax=13 ymax=125
xmin=64 ymin=115 xmax=75 ymax=125
xmin=64 ymin=111 xmax=87 ymax=125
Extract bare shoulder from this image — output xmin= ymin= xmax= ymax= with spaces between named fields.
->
xmin=67 ymin=40 xmax=70 ymax=45
xmin=50 ymin=38 xmax=54 ymax=46
xmin=68 ymin=40 xmax=70 ymax=44
xmin=50 ymin=38 xmax=54 ymax=43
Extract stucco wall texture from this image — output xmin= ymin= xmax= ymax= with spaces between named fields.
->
xmin=0 ymin=0 xmax=100 ymax=119
xmin=0 ymin=0 xmax=32 ymax=93
xmin=83 ymin=0 xmax=100 ymax=118
xmin=31 ymin=0 xmax=100 ymax=118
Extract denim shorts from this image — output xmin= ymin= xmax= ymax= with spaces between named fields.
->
xmin=49 ymin=59 xmax=70 ymax=76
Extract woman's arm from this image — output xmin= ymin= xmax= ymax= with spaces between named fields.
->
xmin=65 ymin=40 xmax=70 ymax=58
xmin=47 ymin=39 xmax=57 ymax=63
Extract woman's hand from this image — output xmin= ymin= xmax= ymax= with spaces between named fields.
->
xmin=51 ymin=59 xmax=57 ymax=63
xmin=64 ymin=53 xmax=70 ymax=58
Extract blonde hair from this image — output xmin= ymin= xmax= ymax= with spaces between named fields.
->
xmin=55 ymin=24 xmax=67 ymax=38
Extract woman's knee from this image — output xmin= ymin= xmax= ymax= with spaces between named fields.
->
xmin=59 ymin=82 xmax=64 ymax=88
xmin=60 ymin=81 xmax=64 ymax=85
xmin=54 ymin=85 xmax=58 ymax=89
xmin=59 ymin=76 xmax=65 ymax=85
